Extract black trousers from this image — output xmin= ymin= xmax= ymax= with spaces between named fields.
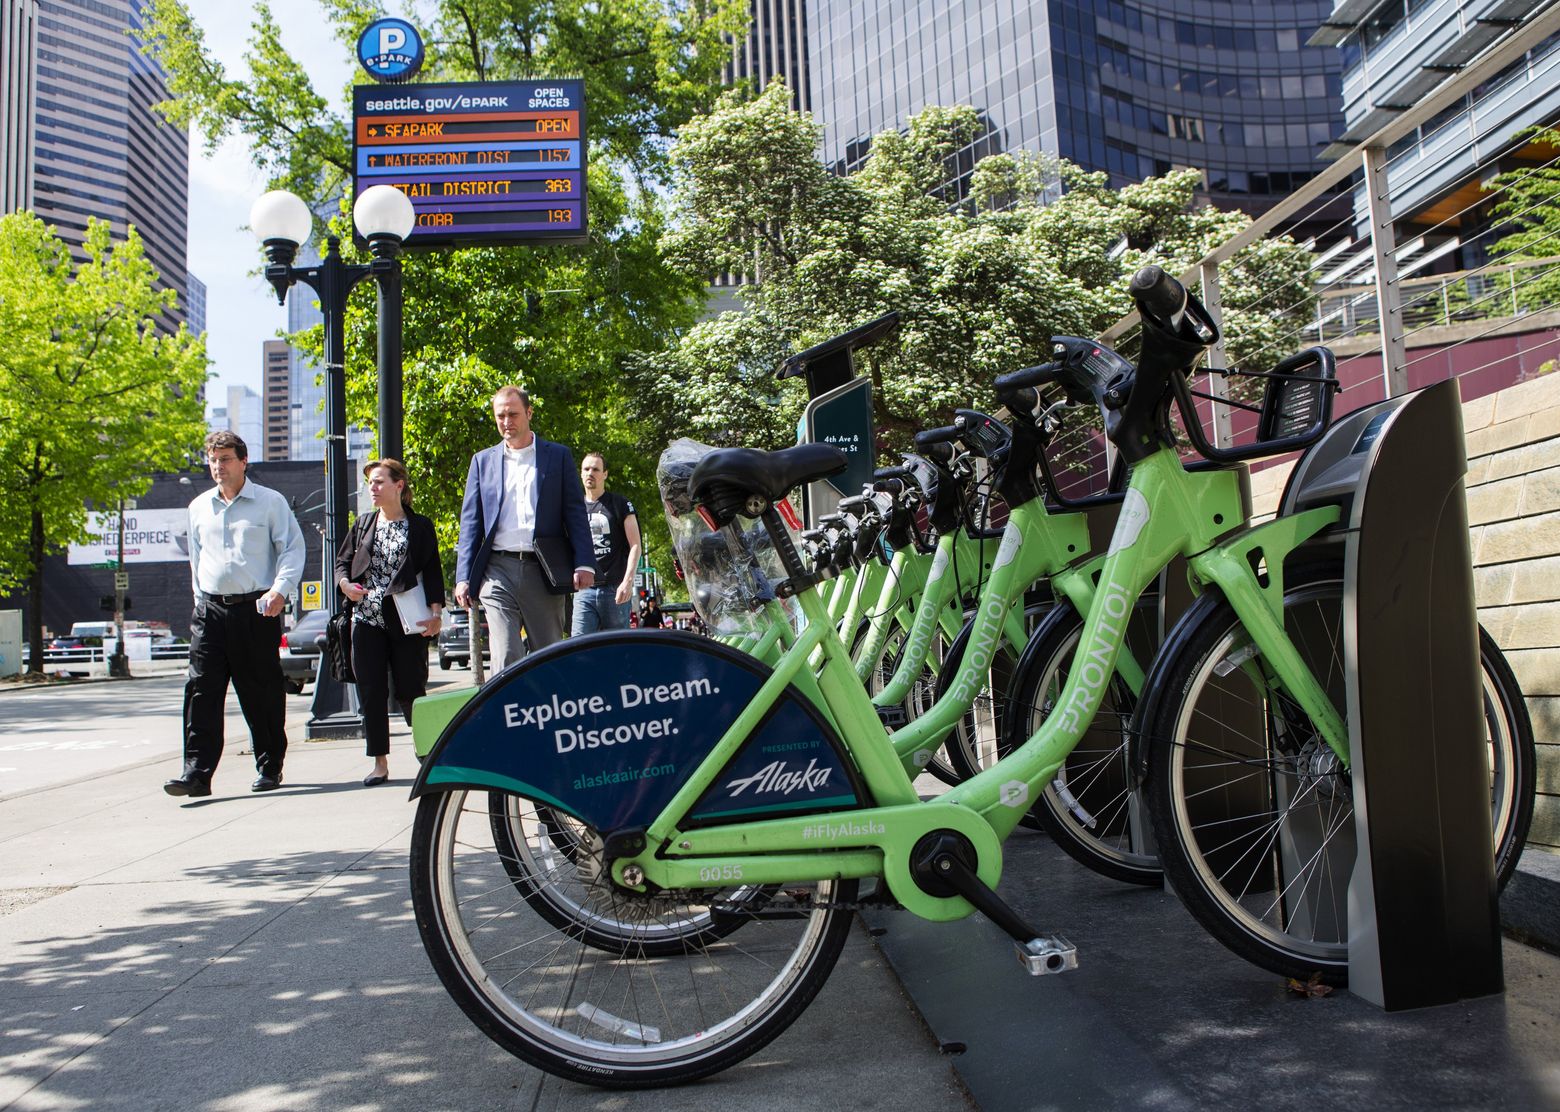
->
xmin=183 ymin=597 xmax=287 ymax=781
xmin=351 ymin=617 xmax=429 ymax=757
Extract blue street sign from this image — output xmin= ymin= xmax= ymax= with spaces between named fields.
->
xmin=357 ymin=18 xmax=425 ymax=83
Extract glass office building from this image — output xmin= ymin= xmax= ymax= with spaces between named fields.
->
xmin=807 ymin=0 xmax=1347 ymax=216
xmin=27 ymin=0 xmax=188 ymax=328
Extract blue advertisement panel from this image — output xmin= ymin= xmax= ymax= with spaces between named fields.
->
xmin=416 ymin=633 xmax=859 ymax=832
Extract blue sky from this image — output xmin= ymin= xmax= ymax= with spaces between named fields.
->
xmin=182 ymin=1 xmax=353 ymax=413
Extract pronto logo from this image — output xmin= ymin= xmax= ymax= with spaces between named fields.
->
xmin=947 ymin=594 xmax=1009 ymax=706
xmin=1108 ymin=489 xmax=1151 ymax=554
xmin=1052 ymin=580 xmax=1134 ymax=735
xmin=912 ymin=748 xmax=933 ymax=768
xmin=992 ymin=524 xmax=1022 ymax=571
xmin=1000 ymin=780 xmax=1029 ymax=808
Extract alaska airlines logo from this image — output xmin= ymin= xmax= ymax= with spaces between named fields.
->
xmin=725 ymin=759 xmax=833 ymax=797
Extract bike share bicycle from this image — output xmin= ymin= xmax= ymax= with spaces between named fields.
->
xmin=406 ymin=267 xmax=1531 ymax=1087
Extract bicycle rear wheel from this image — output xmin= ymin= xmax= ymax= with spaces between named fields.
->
xmin=488 ymin=793 xmax=761 ymax=956
xmin=1142 ymin=563 xmax=1534 ymax=983
xmin=411 ymin=788 xmax=856 ymax=1088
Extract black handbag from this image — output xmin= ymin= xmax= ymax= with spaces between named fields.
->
xmin=325 ymin=605 xmax=355 ymax=683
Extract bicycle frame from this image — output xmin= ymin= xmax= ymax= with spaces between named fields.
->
xmin=600 ymin=445 xmax=1342 ymax=927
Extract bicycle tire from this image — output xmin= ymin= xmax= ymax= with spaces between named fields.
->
xmin=411 ymin=788 xmax=857 ymax=1088
xmin=1004 ymin=600 xmax=1163 ymax=885
xmin=1141 ymin=563 xmax=1535 ymax=983
xmin=937 ymin=608 xmax=1029 ymax=782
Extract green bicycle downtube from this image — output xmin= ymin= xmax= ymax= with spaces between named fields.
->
xmin=852 ymin=545 xmax=928 ymax=683
xmin=888 ymin=503 xmax=1088 ymax=771
xmin=872 ymin=534 xmax=957 ymax=707
xmin=945 ymin=452 xmax=1203 ymax=840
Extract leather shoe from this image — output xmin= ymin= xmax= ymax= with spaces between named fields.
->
xmin=251 ymin=774 xmax=283 ymax=793
xmin=363 ymin=772 xmax=389 ymax=787
xmin=164 ymin=776 xmax=211 ymax=798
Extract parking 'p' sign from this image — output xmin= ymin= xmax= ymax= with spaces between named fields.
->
xmin=357 ymin=18 xmax=424 ymax=83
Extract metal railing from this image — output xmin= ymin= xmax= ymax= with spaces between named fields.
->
xmin=1098 ymin=4 xmax=1560 ymax=443
xmin=1312 ymin=255 xmax=1560 ymax=341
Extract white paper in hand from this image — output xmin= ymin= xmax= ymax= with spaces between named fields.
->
xmin=391 ymin=577 xmax=433 ymax=635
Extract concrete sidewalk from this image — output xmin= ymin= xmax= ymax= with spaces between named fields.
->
xmin=0 ymin=700 xmax=971 ymax=1111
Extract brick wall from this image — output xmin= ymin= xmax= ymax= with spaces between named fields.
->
xmin=1248 ymin=372 xmax=1560 ymax=850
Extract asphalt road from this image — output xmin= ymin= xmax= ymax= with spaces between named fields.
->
xmin=0 ymin=677 xmax=193 ymax=796
xmin=0 ymin=669 xmax=477 ymax=799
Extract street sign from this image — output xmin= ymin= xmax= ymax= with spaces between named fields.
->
xmin=357 ymin=17 xmax=424 ymax=83
xmin=801 ymin=376 xmax=875 ymax=498
xmin=301 ymin=581 xmax=323 ymax=612
xmin=114 ymin=571 xmax=129 ymax=591
xmin=352 ymin=80 xmax=588 ymax=249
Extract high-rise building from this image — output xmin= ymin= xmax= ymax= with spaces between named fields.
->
xmin=208 ymin=384 xmax=263 ymax=454
xmin=726 ymin=0 xmax=811 ymax=111
xmin=262 ymin=338 xmax=291 ymax=462
xmin=284 ymin=266 xmax=372 ymax=462
xmin=25 ymin=0 xmax=189 ymax=327
xmin=0 ymin=0 xmax=37 ymax=212
xmin=1312 ymin=0 xmax=1560 ymax=269
xmin=807 ymin=0 xmax=1347 ymax=216
xmin=185 ymin=271 xmax=205 ymax=335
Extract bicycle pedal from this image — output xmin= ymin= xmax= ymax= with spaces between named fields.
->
xmin=1016 ymin=935 xmax=1078 ymax=976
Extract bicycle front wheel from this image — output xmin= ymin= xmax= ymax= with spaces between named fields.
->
xmin=411 ymin=788 xmax=856 ymax=1088
xmin=1006 ymin=600 xmax=1161 ymax=885
xmin=1142 ymin=563 xmax=1534 ymax=983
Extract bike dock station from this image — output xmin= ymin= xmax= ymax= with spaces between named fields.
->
xmin=1282 ymin=377 xmax=1503 ymax=1008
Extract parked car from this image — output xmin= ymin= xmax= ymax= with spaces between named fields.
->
xmin=280 ymin=609 xmax=328 ymax=694
xmin=437 ymin=609 xmax=490 ymax=670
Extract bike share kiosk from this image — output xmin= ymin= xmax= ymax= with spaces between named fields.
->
xmin=780 ymin=312 xmax=899 ymax=523
xmin=1281 ymin=378 xmax=1502 ymax=1009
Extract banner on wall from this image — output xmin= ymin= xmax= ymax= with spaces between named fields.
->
xmin=67 ymin=509 xmax=190 ymax=565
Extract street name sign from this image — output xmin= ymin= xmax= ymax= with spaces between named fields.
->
xmin=352 ymin=80 xmax=588 ymax=249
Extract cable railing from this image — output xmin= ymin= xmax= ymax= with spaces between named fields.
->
xmin=1313 ymin=255 xmax=1560 ymax=342
xmin=1096 ymin=3 xmax=1560 ymax=451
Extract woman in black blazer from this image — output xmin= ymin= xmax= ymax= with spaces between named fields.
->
xmin=335 ymin=459 xmax=446 ymax=786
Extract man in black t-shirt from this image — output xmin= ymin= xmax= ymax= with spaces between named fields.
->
xmin=570 ymin=452 xmax=642 ymax=635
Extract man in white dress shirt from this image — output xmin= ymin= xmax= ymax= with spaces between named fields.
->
xmin=164 ymin=430 xmax=305 ymax=798
xmin=453 ymin=386 xmax=595 ymax=671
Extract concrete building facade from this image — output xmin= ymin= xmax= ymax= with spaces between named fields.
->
xmin=0 ymin=0 xmax=37 ymax=212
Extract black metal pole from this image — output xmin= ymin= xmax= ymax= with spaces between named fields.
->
xmin=376 ymin=259 xmax=403 ymax=462
xmin=304 ymin=236 xmax=366 ymax=739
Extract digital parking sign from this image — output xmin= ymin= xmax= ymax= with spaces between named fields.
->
xmin=352 ymin=79 xmax=588 ymax=249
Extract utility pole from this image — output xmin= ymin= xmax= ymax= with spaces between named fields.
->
xmin=108 ymin=496 xmax=130 ymax=678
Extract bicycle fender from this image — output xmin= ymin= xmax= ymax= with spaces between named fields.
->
xmin=410 ymin=630 xmax=866 ymax=833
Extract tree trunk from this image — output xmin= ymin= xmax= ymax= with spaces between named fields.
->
xmin=26 ymin=501 xmax=45 ymax=676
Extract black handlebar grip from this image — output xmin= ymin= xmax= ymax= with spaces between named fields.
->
xmin=914 ymin=425 xmax=961 ymax=451
xmin=837 ymin=495 xmax=871 ymax=513
xmin=994 ymin=362 xmax=1061 ymax=393
xmin=1130 ymin=264 xmax=1186 ymax=327
xmin=819 ymin=513 xmax=846 ymax=528
xmin=873 ymin=465 xmax=912 ymax=482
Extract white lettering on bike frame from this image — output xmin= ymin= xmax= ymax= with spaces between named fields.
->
xmin=992 ymin=523 xmax=1022 ymax=571
xmin=1108 ymin=489 xmax=1151 ymax=554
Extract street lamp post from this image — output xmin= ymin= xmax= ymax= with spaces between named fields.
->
xmin=250 ymin=185 xmax=416 ymax=739
xmin=107 ymin=495 xmax=130 ymax=678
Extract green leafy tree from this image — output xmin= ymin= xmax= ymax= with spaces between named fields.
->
xmin=1484 ymin=126 xmax=1560 ymax=315
xmin=140 ymin=0 xmax=747 ymax=582
xmin=0 ymin=215 xmax=207 ymax=673
xmin=638 ymin=82 xmax=1316 ymax=455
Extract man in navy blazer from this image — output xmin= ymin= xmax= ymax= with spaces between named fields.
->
xmin=453 ymin=385 xmax=595 ymax=670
